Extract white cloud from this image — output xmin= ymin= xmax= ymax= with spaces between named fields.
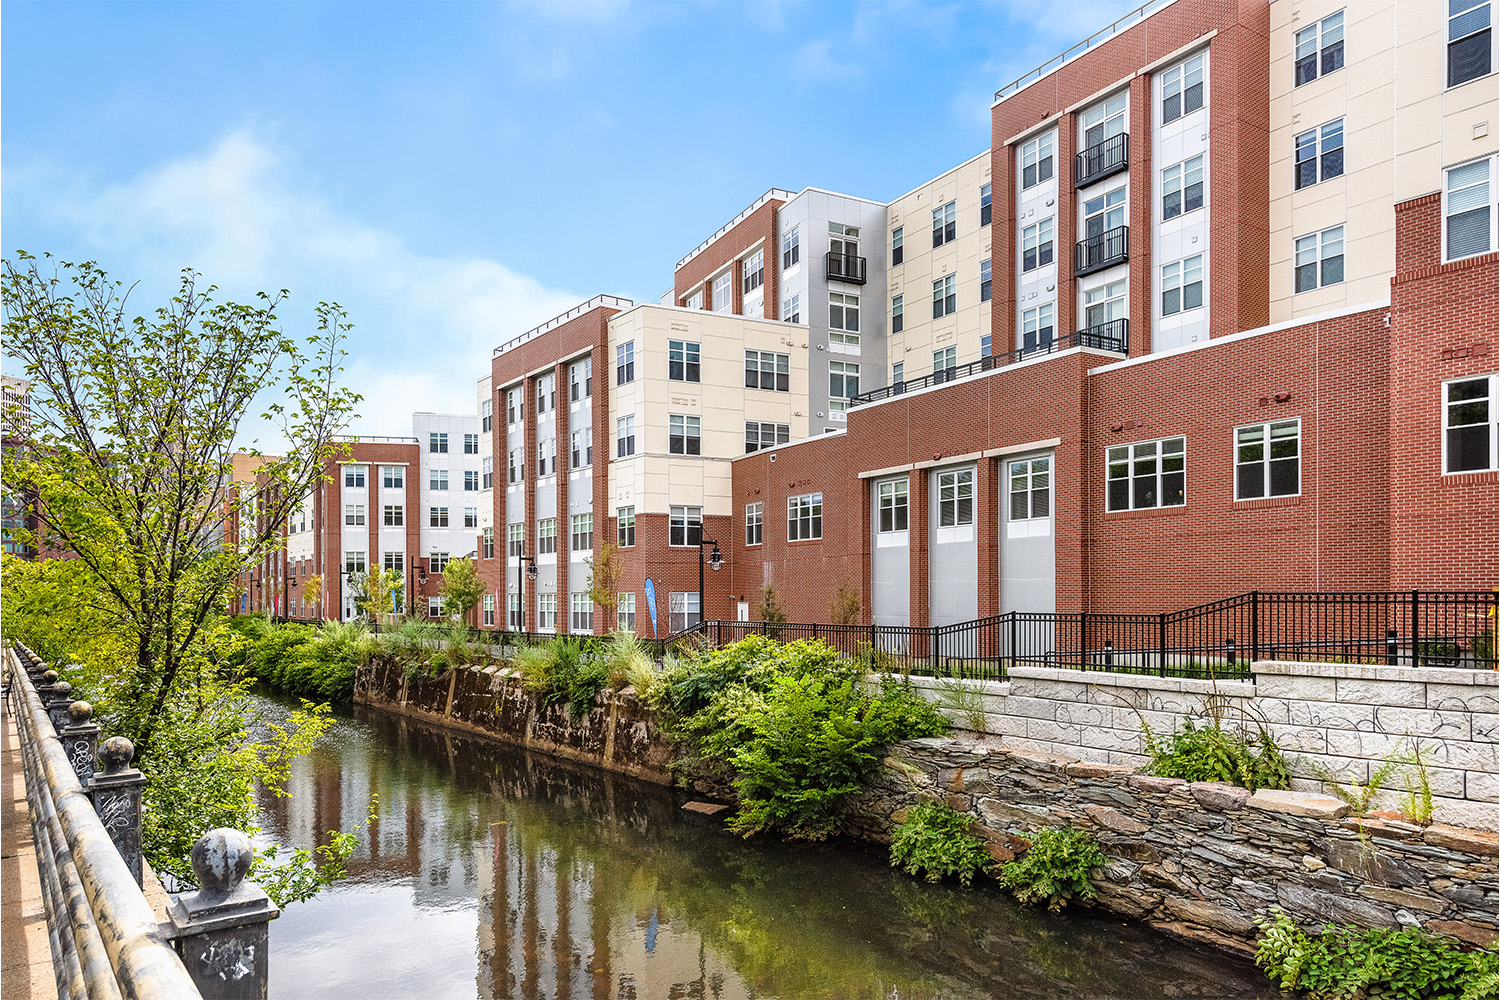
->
xmin=9 ymin=130 xmax=585 ymax=443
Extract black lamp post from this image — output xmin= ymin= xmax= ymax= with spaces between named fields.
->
xmin=413 ymin=559 xmax=428 ymax=617
xmin=698 ymin=539 xmax=722 ymax=632
xmin=516 ymin=551 xmax=538 ymax=633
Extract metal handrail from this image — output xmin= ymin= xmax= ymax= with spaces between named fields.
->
xmin=7 ymin=646 xmax=203 ymax=999
xmin=492 ymin=294 xmax=634 ymax=357
xmin=994 ymin=0 xmax=1181 ymax=103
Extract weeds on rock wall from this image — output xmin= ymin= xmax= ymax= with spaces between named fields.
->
xmin=998 ymin=827 xmax=1106 ymax=913
xmin=1141 ymin=717 xmax=1291 ymax=791
xmin=1307 ymin=735 xmax=1439 ymax=824
xmin=889 ymin=802 xmax=994 ymax=886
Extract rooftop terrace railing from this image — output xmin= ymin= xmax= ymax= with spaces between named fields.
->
xmin=493 ymin=294 xmax=635 ymax=357
xmin=994 ymin=0 xmax=1182 ymax=104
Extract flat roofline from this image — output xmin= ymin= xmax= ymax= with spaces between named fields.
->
xmin=992 ymin=0 xmax=1183 ymax=106
xmin=607 ymin=299 xmax=810 ymax=330
xmin=492 ymin=294 xmax=634 ymax=357
xmin=730 ymin=428 xmax=846 ymax=463
xmin=674 ymin=188 xmax=796 ymax=272
xmin=793 ymin=186 xmax=888 ymax=208
xmin=887 ymin=149 xmax=991 ymax=207
xmin=330 ymin=435 xmax=420 ymax=444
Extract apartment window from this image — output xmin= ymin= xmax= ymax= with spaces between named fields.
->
xmin=508 ymin=594 xmax=521 ymax=629
xmin=536 ymin=438 xmax=555 ymax=477
xmin=571 ymin=427 xmax=592 ymax=468
xmin=891 ymin=295 xmax=904 ymax=334
xmin=617 ymin=592 xmax=637 ymax=632
xmin=892 ymin=361 xmax=904 ymax=385
xmin=982 ymin=334 xmax=992 ymax=357
xmin=482 ymin=457 xmax=493 ymax=489
xmin=482 ymin=527 xmax=494 ymax=559
xmin=745 ymin=350 xmax=791 ymax=392
xmin=980 ymin=259 xmax=993 ymax=302
xmin=1162 ymin=156 xmax=1205 ymax=219
xmin=430 ymin=469 xmax=448 ymax=491
xmin=616 ymin=341 xmax=635 ymax=385
xmin=344 ymin=551 xmax=366 ymax=574
xmin=891 ymin=226 xmax=904 ymax=265
xmin=829 ymin=292 xmax=860 ymax=349
xmin=345 ymin=503 xmax=365 ymax=526
xmin=932 ymin=201 xmax=957 ymax=247
xmin=743 ymin=250 xmax=765 ymax=294
xmin=1161 ymin=53 xmax=1205 ymax=123
xmin=463 ymin=433 xmax=479 ymax=455
xmin=481 ymin=399 xmax=493 ymax=433
xmin=538 ymin=593 xmax=556 ymax=631
xmin=483 ymin=594 xmax=495 ymax=627
xmin=937 ymin=469 xmax=974 ymax=526
xmin=713 ymin=270 xmax=734 ymax=313
xmin=536 ymin=374 xmax=555 ymax=414
xmin=461 ymin=507 xmax=477 ymax=529
xmin=745 ymin=501 xmax=763 ymax=545
xmin=465 ymin=470 xmax=480 ymax=491
xmin=669 ymin=414 xmax=701 ymax=455
xmin=428 ymin=596 xmax=445 ymax=619
xmin=344 ymin=465 xmax=366 ymax=488
xmin=782 ymin=293 xmax=801 ymax=323
xmin=669 ymin=592 xmax=700 ymax=633
xmin=571 ymin=592 xmax=593 ymax=633
xmin=745 ymin=421 xmax=790 ymax=453
xmin=1295 ymin=11 xmax=1345 ymax=86
xmin=383 ymin=504 xmax=403 ymax=527
xmin=669 ymin=340 xmax=701 ymax=382
xmin=1022 ymin=303 xmax=1055 ymax=350
xmin=1020 ymin=131 xmax=1054 ymax=188
xmin=1008 ymin=459 xmax=1051 ymax=520
xmin=537 ymin=518 xmax=558 ymax=555
xmin=684 ymin=290 xmax=703 ymax=311
xmin=430 ymin=432 xmax=448 ymax=454
xmin=1295 ymin=120 xmax=1344 ymax=190
xmin=669 ymin=505 xmax=702 ymax=547
xmin=932 ymin=274 xmax=957 ymax=319
xmin=383 ymin=551 xmax=404 ymax=573
xmin=980 ymin=184 xmax=992 ymax=226
xmin=617 ymin=506 xmax=635 ymax=546
xmin=782 ymin=226 xmax=800 ymax=269
xmin=1021 ymin=218 xmax=1053 ymax=272
xmin=1084 ymin=279 xmax=1127 ymax=333
xmin=381 ymin=465 xmax=404 ymax=489
xmin=1294 ymin=225 xmax=1345 ymax=292
xmin=508 ymin=522 xmax=524 ymax=558
xmin=1445 ymin=375 xmax=1496 ymax=472
xmin=431 ymin=552 xmax=451 ymax=574
xmin=571 ymin=513 xmax=593 ymax=552
xmin=878 ymin=479 xmax=909 ymax=532
xmin=1107 ymin=438 xmax=1185 ymax=511
xmin=430 ymin=506 xmax=449 ymax=528
xmin=1084 ymin=186 xmax=1127 ymax=239
xmin=933 ymin=346 xmax=957 ymax=374
xmin=1449 ymin=0 xmax=1492 ymax=87
xmin=507 ymin=449 xmax=523 ymax=483
xmin=1446 ymin=158 xmax=1495 ymax=260
xmin=1235 ymin=420 xmax=1301 ymax=499
xmin=570 ymin=358 xmax=592 ymax=401
xmin=507 ymin=387 xmax=522 ymax=425
xmin=1083 ymin=92 xmax=1128 ymax=148
xmin=787 ymin=493 xmax=823 ymax=540
xmin=617 ymin=415 xmax=636 ymax=457
xmin=829 ymin=361 xmax=859 ymax=415
xmin=1161 ymin=255 xmax=1205 ymax=315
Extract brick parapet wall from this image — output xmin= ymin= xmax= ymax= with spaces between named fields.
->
xmin=673 ymin=200 xmax=782 ymax=321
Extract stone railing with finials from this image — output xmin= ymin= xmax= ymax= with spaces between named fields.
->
xmin=6 ymin=642 xmax=280 ymax=1000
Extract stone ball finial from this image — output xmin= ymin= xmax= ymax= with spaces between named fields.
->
xmin=41 ymin=670 xmax=58 ymax=684
xmin=98 ymin=736 xmax=135 ymax=773
xmin=191 ymin=829 xmax=255 ymax=895
xmin=67 ymin=701 xmax=93 ymax=724
xmin=50 ymin=681 xmax=72 ymax=699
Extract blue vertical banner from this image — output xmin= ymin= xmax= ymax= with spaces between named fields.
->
xmin=392 ymin=589 xmax=400 ymax=617
xmin=644 ymin=578 xmax=658 ymax=637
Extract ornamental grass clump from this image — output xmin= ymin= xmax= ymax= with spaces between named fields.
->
xmin=889 ymin=801 xmax=995 ymax=886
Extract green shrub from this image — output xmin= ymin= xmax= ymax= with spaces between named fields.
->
xmin=1255 ymin=909 xmax=1499 ymax=1000
xmin=890 ymin=801 xmax=994 ymax=886
xmin=1142 ymin=717 xmax=1290 ymax=791
xmin=999 ymin=827 xmax=1105 ymax=913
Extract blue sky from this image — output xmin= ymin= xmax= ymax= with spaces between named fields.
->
xmin=3 ymin=0 xmax=1138 ymax=438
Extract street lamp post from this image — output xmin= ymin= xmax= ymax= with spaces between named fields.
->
xmin=698 ymin=539 xmax=722 ymax=634
xmin=516 ymin=551 xmax=538 ymax=634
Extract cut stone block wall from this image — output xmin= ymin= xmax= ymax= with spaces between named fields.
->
xmin=904 ymin=660 xmax=1499 ymax=830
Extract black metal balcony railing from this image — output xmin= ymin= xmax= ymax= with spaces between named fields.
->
xmin=849 ymin=323 xmax=1128 ymax=408
xmin=825 ymin=252 xmax=867 ymax=284
xmin=1075 ymin=225 xmax=1129 ymax=277
xmin=1075 ymin=132 xmax=1129 ymax=188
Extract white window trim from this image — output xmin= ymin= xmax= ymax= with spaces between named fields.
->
xmin=1443 ymin=155 xmax=1498 ymax=263
xmin=1232 ymin=418 xmax=1303 ymax=501
xmin=1105 ymin=436 xmax=1188 ymax=512
xmin=1446 ymin=0 xmax=1497 ymax=92
xmin=1442 ymin=372 xmax=1499 ymax=475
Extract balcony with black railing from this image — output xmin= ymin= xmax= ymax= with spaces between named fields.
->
xmin=1075 ymin=132 xmax=1129 ymax=188
xmin=1076 ymin=317 xmax=1129 ymax=352
xmin=1075 ymin=225 xmax=1128 ymax=277
xmin=825 ymin=251 xmax=867 ymax=284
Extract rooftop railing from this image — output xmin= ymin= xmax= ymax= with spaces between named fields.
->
xmin=994 ymin=0 xmax=1182 ymax=104
xmin=493 ymin=294 xmax=634 ymax=357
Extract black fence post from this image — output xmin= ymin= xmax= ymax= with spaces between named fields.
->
xmin=1226 ymin=638 xmax=1237 ymax=670
xmin=1250 ymin=590 xmax=1260 ymax=664
xmin=1080 ymin=611 xmax=1089 ymax=669
xmin=1104 ymin=640 xmax=1114 ymax=668
xmin=1411 ymin=589 xmax=1421 ymax=668
xmin=1009 ymin=613 xmax=1018 ymax=669
xmin=1386 ymin=628 xmax=1398 ymax=667
xmin=1158 ymin=612 xmax=1168 ymax=677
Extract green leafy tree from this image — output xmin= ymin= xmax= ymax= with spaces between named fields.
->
xmin=439 ymin=557 xmax=484 ymax=625
xmin=359 ymin=566 xmax=401 ymax=622
xmin=586 ymin=542 xmax=624 ymax=620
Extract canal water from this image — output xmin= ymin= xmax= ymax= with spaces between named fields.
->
xmin=251 ymin=693 xmax=1277 ymax=1000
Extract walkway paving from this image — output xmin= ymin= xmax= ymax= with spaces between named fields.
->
xmin=2 ymin=685 xmax=59 ymax=1000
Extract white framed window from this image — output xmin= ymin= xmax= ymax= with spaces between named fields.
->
xmin=571 ymin=592 xmax=593 ymax=633
xmin=1008 ymin=458 xmax=1051 ymax=520
xmin=1445 ymin=374 xmax=1497 ymax=473
xmin=428 ymin=596 xmax=445 ymax=619
xmin=571 ymin=427 xmax=592 ymax=468
xmin=745 ymin=421 xmax=789 ymax=453
xmin=464 ymin=470 xmax=480 ymax=491
xmin=1022 ymin=218 xmax=1053 ymax=272
xmin=569 ymin=357 xmax=592 ymax=400
xmin=982 ymin=333 xmax=992 ymax=357
xmin=430 ymin=551 xmax=450 ymax=573
xmin=1107 ymin=438 xmax=1185 ymax=511
xmin=537 ymin=592 xmax=556 ymax=632
xmin=669 ymin=339 xmax=700 ymax=382
xmin=782 ymin=293 xmax=801 ymax=323
xmin=1082 ymin=92 xmax=1128 ymax=148
xmin=617 ymin=506 xmax=635 ymax=546
xmin=1294 ymin=225 xmax=1345 ymax=292
xmin=1161 ymin=255 xmax=1205 ymax=315
xmin=430 ymin=468 xmax=449 ymax=491
xmin=892 ymin=361 xmax=904 ymax=384
xmin=508 ymin=522 xmax=524 ymax=558
xmin=829 ymin=361 xmax=859 ymax=417
xmin=617 ymin=592 xmax=636 ymax=632
xmin=1294 ymin=119 xmax=1344 ymax=190
xmin=669 ymin=505 xmax=702 ymax=547
xmin=980 ymin=183 xmax=992 ymax=226
xmin=668 ymin=592 xmax=700 ymax=633
xmin=713 ymin=270 xmax=734 ymax=313
xmin=932 ymin=274 xmax=956 ymax=319
xmin=430 ymin=431 xmax=449 ymax=454
xmin=891 ymin=226 xmax=904 ymax=265
xmin=381 ymin=465 xmax=404 ymax=489
xmin=464 ymin=433 xmax=479 ymax=455
xmin=782 ymin=226 xmax=800 ymax=270
xmin=745 ymin=350 xmax=790 ymax=392
xmin=507 ymin=448 xmax=523 ymax=483
xmin=508 ymin=593 xmax=522 ymax=629
xmin=429 ymin=506 xmax=449 ymax=528
xmin=1445 ymin=157 xmax=1496 ymax=261
xmin=668 ymin=414 xmax=701 ymax=455
xmin=787 ymin=493 xmax=823 ymax=540
xmin=933 ymin=346 xmax=956 ymax=373
xmin=383 ymin=504 xmax=403 ymax=527
xmin=1084 ymin=186 xmax=1127 ymax=236
xmin=536 ymin=374 xmax=554 ymax=413
xmin=344 ymin=464 xmax=366 ymax=488
xmin=1295 ymin=10 xmax=1345 ymax=87
xmin=345 ymin=550 xmax=367 ymax=574
xmin=537 ymin=518 xmax=557 ymax=555
xmin=1022 ymin=303 xmax=1055 ymax=350
xmin=383 ymin=551 xmax=404 ymax=573
xmin=506 ymin=387 xmax=522 ymax=425
xmin=483 ymin=594 xmax=495 ymax=627
xmin=616 ymin=415 xmax=636 ymax=457
xmin=1084 ymin=279 xmax=1127 ymax=333
xmin=878 ymin=479 xmax=909 ymax=532
xmin=1020 ymin=130 xmax=1054 ymax=189
xmin=535 ymin=438 xmax=555 ymax=477
xmin=981 ymin=259 xmax=992 ymax=302
xmin=684 ymin=289 xmax=703 ymax=311
xmin=616 ymin=341 xmax=635 ymax=385
xmin=345 ymin=503 xmax=365 ymax=526
xmin=481 ymin=399 xmax=493 ymax=433
xmin=745 ymin=501 xmax=763 ymax=545
xmin=482 ymin=527 xmax=494 ymax=559
xmin=1161 ymin=52 xmax=1205 ymax=123
xmin=1449 ymin=0 xmax=1493 ymax=87
xmin=742 ymin=249 xmax=765 ymax=294
xmin=932 ymin=201 xmax=957 ymax=247
xmin=937 ymin=469 xmax=974 ymax=526
xmin=464 ymin=507 xmax=479 ymax=529
xmin=829 ymin=292 xmax=860 ymax=349
xmin=1162 ymin=155 xmax=1205 ymax=219
xmin=891 ymin=295 xmax=904 ymax=334
xmin=1235 ymin=420 xmax=1301 ymax=499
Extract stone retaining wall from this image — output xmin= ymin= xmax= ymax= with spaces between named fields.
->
xmin=904 ymin=660 xmax=1499 ymax=830
xmin=845 ymin=738 xmax=1499 ymax=956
